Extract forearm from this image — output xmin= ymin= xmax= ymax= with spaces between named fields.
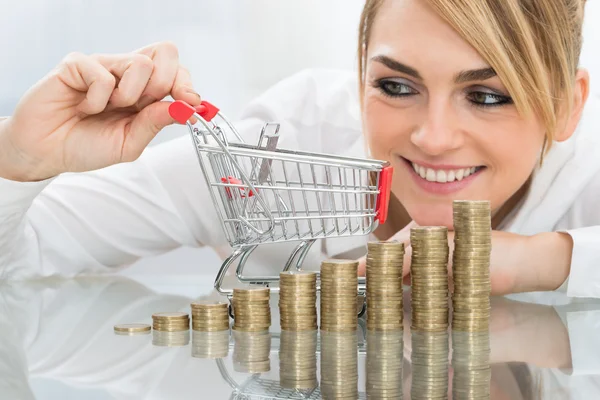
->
xmin=513 ymin=231 xmax=573 ymax=293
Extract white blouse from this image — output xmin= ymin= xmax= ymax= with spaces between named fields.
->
xmin=1 ymin=69 xmax=600 ymax=297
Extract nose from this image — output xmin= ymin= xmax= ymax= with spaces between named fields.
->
xmin=411 ymin=98 xmax=463 ymax=156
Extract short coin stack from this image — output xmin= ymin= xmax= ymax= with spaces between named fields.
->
xmin=232 ymin=330 xmax=272 ymax=373
xmin=320 ymin=259 xmax=358 ymax=332
xmin=113 ymin=323 xmax=151 ymax=336
xmin=366 ymin=241 xmax=405 ymax=331
xmin=190 ymin=301 xmax=230 ymax=332
xmin=320 ymin=331 xmax=358 ymax=399
xmin=279 ymin=330 xmax=318 ymax=390
xmin=366 ymin=330 xmax=404 ymax=399
xmin=452 ymin=331 xmax=492 ymax=399
xmin=410 ymin=227 xmax=450 ymax=332
xmin=410 ymin=331 xmax=449 ymax=400
xmin=232 ymin=288 xmax=271 ymax=332
xmin=279 ymin=271 xmax=318 ymax=331
xmin=192 ymin=330 xmax=230 ymax=359
xmin=152 ymin=312 xmax=190 ymax=332
xmin=452 ymin=200 xmax=492 ymax=332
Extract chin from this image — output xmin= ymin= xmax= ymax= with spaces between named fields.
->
xmin=406 ymin=203 xmax=454 ymax=229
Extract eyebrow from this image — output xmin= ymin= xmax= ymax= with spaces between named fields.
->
xmin=371 ymin=55 xmax=497 ymax=83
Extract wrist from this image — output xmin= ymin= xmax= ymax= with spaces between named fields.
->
xmin=0 ymin=118 xmax=45 ymax=182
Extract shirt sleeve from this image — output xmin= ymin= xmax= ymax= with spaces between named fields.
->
xmin=0 ymin=68 xmax=359 ymax=279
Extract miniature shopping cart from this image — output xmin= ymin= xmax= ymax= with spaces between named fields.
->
xmin=168 ymin=100 xmax=393 ymax=300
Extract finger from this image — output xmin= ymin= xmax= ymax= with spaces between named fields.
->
xmin=93 ymin=53 xmax=154 ymax=108
xmin=171 ymin=66 xmax=202 ymax=106
xmin=120 ymin=100 xmax=174 ymax=161
xmin=58 ymin=52 xmax=116 ymax=115
xmin=135 ymin=41 xmax=179 ymax=102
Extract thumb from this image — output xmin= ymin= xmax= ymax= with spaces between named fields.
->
xmin=123 ymin=101 xmax=176 ymax=156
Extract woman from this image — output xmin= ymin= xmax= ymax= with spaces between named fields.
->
xmin=0 ymin=0 xmax=595 ymax=297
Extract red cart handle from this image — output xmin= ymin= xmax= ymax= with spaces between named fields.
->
xmin=375 ymin=165 xmax=393 ymax=224
xmin=169 ymin=100 xmax=220 ymax=124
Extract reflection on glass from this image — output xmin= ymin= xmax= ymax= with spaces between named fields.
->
xmin=366 ymin=329 xmax=404 ymax=399
xmin=232 ymin=330 xmax=271 ymax=373
xmin=320 ymin=330 xmax=358 ymax=399
xmin=410 ymin=331 xmax=449 ymax=399
xmin=191 ymin=330 xmax=230 ymax=359
xmin=451 ymin=330 xmax=491 ymax=399
xmin=152 ymin=329 xmax=190 ymax=347
xmin=279 ymin=330 xmax=318 ymax=390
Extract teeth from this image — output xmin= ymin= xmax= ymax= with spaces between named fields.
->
xmin=411 ymin=162 xmax=480 ymax=183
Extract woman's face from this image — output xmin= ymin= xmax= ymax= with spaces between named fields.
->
xmin=362 ymin=0 xmax=546 ymax=228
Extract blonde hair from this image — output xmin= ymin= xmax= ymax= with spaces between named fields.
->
xmin=358 ymin=0 xmax=586 ymax=153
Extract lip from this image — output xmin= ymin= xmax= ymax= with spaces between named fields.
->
xmin=400 ymin=156 xmax=485 ymax=195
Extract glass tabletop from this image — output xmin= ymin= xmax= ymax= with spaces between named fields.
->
xmin=0 ymin=276 xmax=598 ymax=400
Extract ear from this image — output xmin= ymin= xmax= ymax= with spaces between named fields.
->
xmin=555 ymin=68 xmax=590 ymax=142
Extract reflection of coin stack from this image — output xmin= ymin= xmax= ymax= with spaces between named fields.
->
xmin=191 ymin=301 xmax=230 ymax=332
xmin=232 ymin=288 xmax=271 ymax=332
xmin=320 ymin=331 xmax=358 ymax=399
xmin=320 ymin=259 xmax=358 ymax=332
xmin=232 ymin=330 xmax=272 ymax=373
xmin=452 ymin=201 xmax=491 ymax=332
xmin=452 ymin=331 xmax=491 ymax=400
xmin=366 ymin=330 xmax=404 ymax=399
xmin=153 ymin=330 xmax=190 ymax=347
xmin=366 ymin=241 xmax=404 ymax=331
xmin=279 ymin=330 xmax=318 ymax=390
xmin=410 ymin=331 xmax=449 ymax=400
xmin=191 ymin=330 xmax=230 ymax=359
xmin=410 ymin=227 xmax=450 ymax=332
xmin=152 ymin=312 xmax=190 ymax=332
xmin=279 ymin=271 xmax=318 ymax=331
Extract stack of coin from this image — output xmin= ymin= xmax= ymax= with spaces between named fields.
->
xmin=452 ymin=200 xmax=491 ymax=332
xmin=232 ymin=288 xmax=271 ymax=332
xmin=366 ymin=330 xmax=404 ymax=399
xmin=190 ymin=301 xmax=230 ymax=332
xmin=452 ymin=331 xmax=491 ymax=400
xmin=152 ymin=312 xmax=190 ymax=332
xmin=410 ymin=331 xmax=449 ymax=400
xmin=232 ymin=330 xmax=271 ymax=373
xmin=320 ymin=259 xmax=358 ymax=332
xmin=410 ymin=227 xmax=450 ymax=332
xmin=366 ymin=241 xmax=405 ymax=331
xmin=152 ymin=330 xmax=190 ymax=347
xmin=320 ymin=331 xmax=358 ymax=399
xmin=279 ymin=330 xmax=318 ymax=389
xmin=279 ymin=271 xmax=318 ymax=331
xmin=192 ymin=330 xmax=230 ymax=359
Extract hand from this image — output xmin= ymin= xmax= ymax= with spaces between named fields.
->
xmin=0 ymin=42 xmax=202 ymax=182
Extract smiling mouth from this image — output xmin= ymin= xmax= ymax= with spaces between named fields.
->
xmin=402 ymin=157 xmax=486 ymax=183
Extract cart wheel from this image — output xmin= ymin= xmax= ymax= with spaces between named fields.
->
xmin=229 ymin=304 xmax=235 ymax=320
xmin=357 ymin=295 xmax=367 ymax=318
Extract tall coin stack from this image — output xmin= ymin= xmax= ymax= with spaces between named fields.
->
xmin=233 ymin=330 xmax=272 ymax=373
xmin=279 ymin=330 xmax=318 ymax=390
xmin=152 ymin=312 xmax=190 ymax=332
xmin=191 ymin=301 xmax=230 ymax=332
xmin=192 ymin=330 xmax=230 ymax=359
xmin=232 ymin=288 xmax=271 ymax=332
xmin=410 ymin=331 xmax=449 ymax=400
xmin=452 ymin=331 xmax=491 ymax=400
xmin=320 ymin=331 xmax=358 ymax=399
xmin=320 ymin=259 xmax=358 ymax=332
xmin=366 ymin=241 xmax=405 ymax=331
xmin=366 ymin=330 xmax=404 ymax=399
xmin=279 ymin=271 xmax=318 ymax=331
xmin=452 ymin=200 xmax=492 ymax=332
xmin=410 ymin=227 xmax=450 ymax=332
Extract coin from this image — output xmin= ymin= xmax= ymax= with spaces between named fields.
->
xmin=114 ymin=323 xmax=151 ymax=335
xmin=320 ymin=259 xmax=358 ymax=332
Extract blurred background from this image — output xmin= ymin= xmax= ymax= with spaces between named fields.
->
xmin=0 ymin=0 xmax=599 ymax=290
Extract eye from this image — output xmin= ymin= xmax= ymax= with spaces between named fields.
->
xmin=375 ymin=79 xmax=417 ymax=98
xmin=468 ymin=91 xmax=512 ymax=107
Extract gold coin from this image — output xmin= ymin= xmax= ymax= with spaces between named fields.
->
xmin=114 ymin=323 xmax=151 ymax=334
